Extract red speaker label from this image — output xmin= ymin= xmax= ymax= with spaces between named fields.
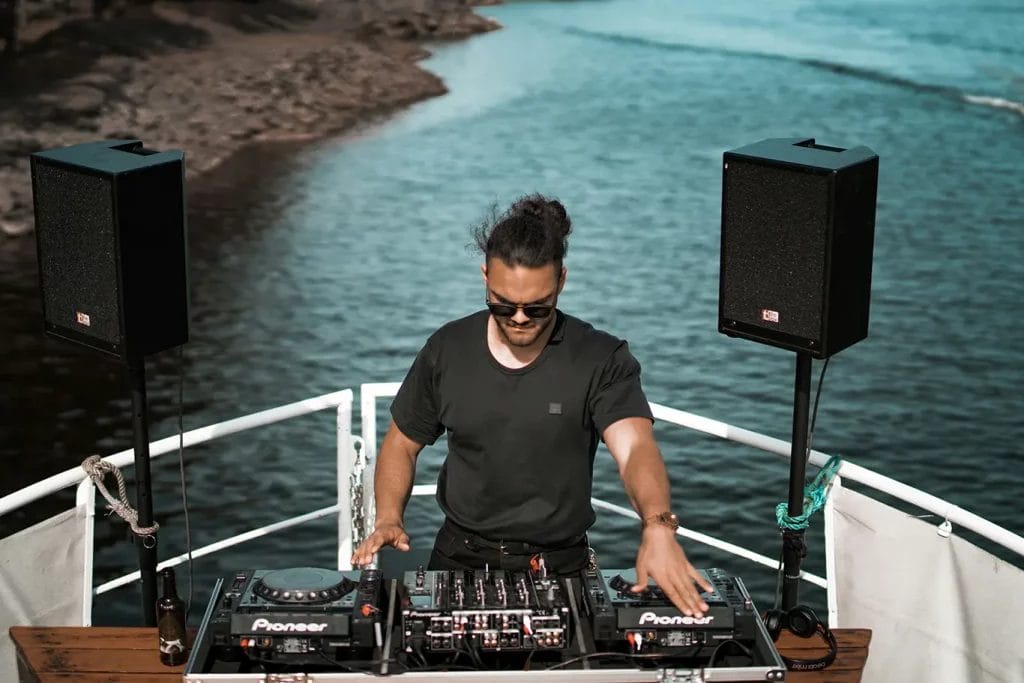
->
xmin=760 ymin=309 xmax=780 ymax=324
xmin=76 ymin=312 xmax=91 ymax=327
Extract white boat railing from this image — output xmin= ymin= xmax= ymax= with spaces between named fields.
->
xmin=0 ymin=388 xmax=355 ymax=626
xmin=2 ymin=383 xmax=1023 ymax=630
xmin=0 ymin=389 xmax=357 ymax=517
xmin=648 ymin=403 xmax=1024 ymax=558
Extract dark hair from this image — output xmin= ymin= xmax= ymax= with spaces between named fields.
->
xmin=472 ymin=194 xmax=572 ymax=269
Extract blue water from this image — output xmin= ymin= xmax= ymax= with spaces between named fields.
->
xmin=2 ymin=0 xmax=1022 ymax=624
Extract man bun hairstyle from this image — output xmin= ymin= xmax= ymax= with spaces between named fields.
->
xmin=473 ymin=193 xmax=572 ymax=270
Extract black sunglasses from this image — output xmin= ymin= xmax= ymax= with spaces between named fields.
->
xmin=486 ymin=301 xmax=555 ymax=319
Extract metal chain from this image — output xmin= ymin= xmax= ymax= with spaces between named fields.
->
xmin=348 ymin=436 xmax=366 ymax=547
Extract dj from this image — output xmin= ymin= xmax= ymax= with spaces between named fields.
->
xmin=352 ymin=194 xmax=711 ymax=617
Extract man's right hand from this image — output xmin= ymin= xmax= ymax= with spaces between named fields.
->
xmin=351 ymin=521 xmax=410 ymax=567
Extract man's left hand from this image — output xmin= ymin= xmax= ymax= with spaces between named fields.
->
xmin=631 ymin=525 xmax=712 ymax=616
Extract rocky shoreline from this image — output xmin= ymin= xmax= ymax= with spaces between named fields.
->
xmin=0 ymin=0 xmax=501 ymax=237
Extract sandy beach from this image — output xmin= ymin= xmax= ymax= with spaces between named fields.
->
xmin=0 ymin=0 xmax=500 ymax=237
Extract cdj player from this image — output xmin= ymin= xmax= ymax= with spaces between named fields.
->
xmin=185 ymin=566 xmax=385 ymax=675
xmin=581 ymin=564 xmax=786 ymax=676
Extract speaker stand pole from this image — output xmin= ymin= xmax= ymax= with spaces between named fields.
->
xmin=781 ymin=351 xmax=812 ymax=610
xmin=127 ymin=354 xmax=159 ymax=626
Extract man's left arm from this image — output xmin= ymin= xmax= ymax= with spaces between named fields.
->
xmin=604 ymin=417 xmax=712 ymax=617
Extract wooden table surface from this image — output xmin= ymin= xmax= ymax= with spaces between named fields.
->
xmin=10 ymin=627 xmax=185 ymax=682
xmin=776 ymin=628 xmax=872 ymax=682
xmin=10 ymin=625 xmax=871 ymax=682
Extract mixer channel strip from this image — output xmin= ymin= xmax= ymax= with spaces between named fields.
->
xmin=401 ymin=568 xmax=571 ymax=653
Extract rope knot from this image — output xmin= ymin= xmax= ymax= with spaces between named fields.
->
xmin=82 ymin=456 xmax=159 ymax=539
xmin=776 ymin=455 xmax=843 ymax=531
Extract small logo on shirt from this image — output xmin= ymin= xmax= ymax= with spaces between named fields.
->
xmin=548 ymin=402 xmax=562 ymax=415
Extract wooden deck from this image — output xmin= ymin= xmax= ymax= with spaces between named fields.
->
xmin=10 ymin=626 xmax=870 ymax=682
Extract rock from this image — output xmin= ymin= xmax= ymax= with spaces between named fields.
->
xmin=1 ymin=218 xmax=33 ymax=236
xmin=35 ymin=84 xmax=106 ymax=118
xmin=0 ymin=0 xmax=503 ymax=241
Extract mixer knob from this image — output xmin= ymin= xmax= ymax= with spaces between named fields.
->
xmin=608 ymin=574 xmax=629 ymax=592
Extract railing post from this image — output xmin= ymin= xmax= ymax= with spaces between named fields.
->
xmin=76 ymin=478 xmax=97 ymax=626
xmin=360 ymin=385 xmax=379 ymax=542
xmin=823 ymin=474 xmax=843 ymax=626
xmin=337 ymin=395 xmax=354 ymax=570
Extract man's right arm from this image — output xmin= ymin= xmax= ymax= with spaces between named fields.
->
xmin=350 ymin=420 xmax=425 ymax=566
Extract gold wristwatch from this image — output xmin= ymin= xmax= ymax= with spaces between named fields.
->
xmin=642 ymin=511 xmax=680 ymax=531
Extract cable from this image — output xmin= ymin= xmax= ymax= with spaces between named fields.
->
xmin=707 ymin=639 xmax=753 ymax=668
xmin=806 ymin=357 xmax=830 ymax=463
xmin=403 ymin=642 xmax=478 ymax=673
xmin=406 ymin=662 xmax=480 ymax=673
xmin=543 ymin=651 xmax=671 ymax=671
xmin=522 ymin=647 xmax=537 ymax=671
xmin=772 ymin=544 xmax=785 ymax=611
xmin=175 ymin=344 xmax=194 ymax=619
xmin=460 ymin=635 xmax=484 ymax=668
xmin=410 ymin=643 xmax=432 ymax=670
xmin=314 ymin=649 xmax=406 ymax=674
xmin=246 ymin=653 xmax=382 ymax=675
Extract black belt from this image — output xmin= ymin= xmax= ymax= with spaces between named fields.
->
xmin=442 ymin=518 xmax=587 ymax=556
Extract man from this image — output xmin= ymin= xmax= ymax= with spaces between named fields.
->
xmin=352 ymin=194 xmax=710 ymax=617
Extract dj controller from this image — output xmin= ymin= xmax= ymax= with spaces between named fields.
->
xmin=185 ymin=562 xmax=786 ymax=681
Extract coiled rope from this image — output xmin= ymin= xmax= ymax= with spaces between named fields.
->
xmin=775 ymin=455 xmax=843 ymax=531
xmin=81 ymin=455 xmax=160 ymax=540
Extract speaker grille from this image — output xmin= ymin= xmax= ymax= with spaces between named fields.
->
xmin=34 ymin=164 xmax=122 ymax=344
xmin=721 ymin=159 xmax=829 ymax=341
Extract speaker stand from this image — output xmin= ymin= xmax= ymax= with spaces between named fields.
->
xmin=128 ymin=354 xmax=159 ymax=626
xmin=781 ymin=352 xmax=812 ymax=610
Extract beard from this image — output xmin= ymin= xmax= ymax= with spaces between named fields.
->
xmin=495 ymin=312 xmax=555 ymax=348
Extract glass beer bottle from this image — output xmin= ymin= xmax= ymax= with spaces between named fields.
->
xmin=156 ymin=567 xmax=187 ymax=666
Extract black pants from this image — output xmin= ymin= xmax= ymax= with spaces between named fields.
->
xmin=427 ymin=518 xmax=589 ymax=578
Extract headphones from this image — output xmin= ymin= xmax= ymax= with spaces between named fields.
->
xmin=762 ymin=605 xmax=837 ymax=671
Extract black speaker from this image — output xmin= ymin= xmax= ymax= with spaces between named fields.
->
xmin=30 ymin=139 xmax=189 ymax=360
xmin=719 ymin=137 xmax=878 ymax=358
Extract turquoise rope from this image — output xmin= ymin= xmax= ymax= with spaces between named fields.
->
xmin=776 ymin=456 xmax=843 ymax=531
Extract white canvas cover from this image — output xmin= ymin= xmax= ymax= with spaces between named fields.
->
xmin=0 ymin=504 xmax=89 ymax=681
xmin=829 ymin=483 xmax=1024 ymax=682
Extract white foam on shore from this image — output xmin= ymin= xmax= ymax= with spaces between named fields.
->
xmin=962 ymin=94 xmax=1024 ymax=117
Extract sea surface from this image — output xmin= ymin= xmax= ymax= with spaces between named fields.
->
xmin=1 ymin=0 xmax=1022 ymax=625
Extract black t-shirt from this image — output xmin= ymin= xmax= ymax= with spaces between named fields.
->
xmin=391 ymin=309 xmax=654 ymax=546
